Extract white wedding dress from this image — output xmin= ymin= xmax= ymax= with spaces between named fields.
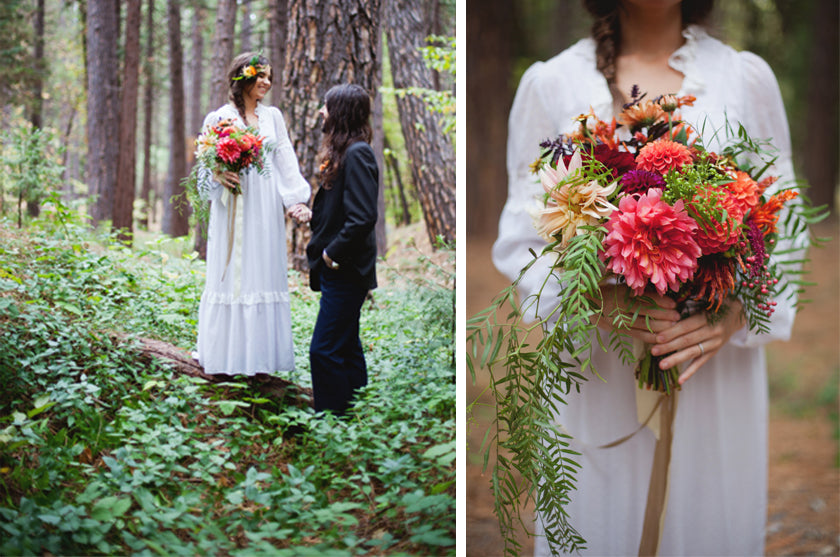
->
xmin=494 ymin=26 xmax=803 ymax=556
xmin=196 ymin=103 xmax=311 ymax=375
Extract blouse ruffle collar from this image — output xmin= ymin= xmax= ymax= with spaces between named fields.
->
xmin=669 ymin=24 xmax=706 ymax=97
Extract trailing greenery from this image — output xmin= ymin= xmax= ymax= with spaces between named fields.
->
xmin=466 ymin=120 xmax=828 ymax=555
xmin=0 ymin=201 xmax=455 ymax=556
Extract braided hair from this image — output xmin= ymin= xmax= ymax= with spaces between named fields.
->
xmin=226 ymin=52 xmax=273 ymax=123
xmin=583 ymin=0 xmax=715 ymax=87
xmin=317 ymin=84 xmax=373 ymax=188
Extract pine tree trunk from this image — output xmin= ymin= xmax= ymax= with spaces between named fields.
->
xmin=267 ymin=0 xmax=288 ymax=108
xmin=384 ymin=133 xmax=411 ymax=225
xmin=190 ymin=0 xmax=208 ymax=257
xmin=208 ymin=0 xmax=237 ymax=112
xmin=27 ymin=0 xmax=45 ymax=218
xmin=803 ymin=0 xmax=838 ymax=212
xmin=86 ymin=0 xmax=121 ymax=226
xmin=113 ymin=0 xmax=142 ymax=243
xmin=372 ymin=0 xmax=386 ymax=255
xmin=162 ymin=0 xmax=190 ymax=237
xmin=139 ymin=0 xmax=155 ymax=229
xmin=465 ymin=0 xmax=515 ymax=238
xmin=240 ymin=0 xmax=253 ymax=53
xmin=188 ymin=1 xmax=206 ymax=138
xmin=385 ymin=0 xmax=455 ymax=246
xmin=282 ymin=0 xmax=381 ymax=271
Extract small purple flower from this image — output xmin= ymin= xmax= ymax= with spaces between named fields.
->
xmin=619 ymin=169 xmax=665 ymax=197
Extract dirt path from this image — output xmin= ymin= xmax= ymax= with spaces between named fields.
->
xmin=465 ymin=220 xmax=839 ymax=556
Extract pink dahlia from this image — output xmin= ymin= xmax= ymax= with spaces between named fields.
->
xmin=602 ymin=188 xmax=701 ymax=296
xmin=635 ymin=139 xmax=693 ymax=176
xmin=216 ymin=137 xmax=242 ymax=164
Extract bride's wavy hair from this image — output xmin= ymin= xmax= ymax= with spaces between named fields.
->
xmin=583 ymin=0 xmax=715 ymax=87
xmin=227 ymin=52 xmax=273 ymax=123
xmin=317 ymin=84 xmax=373 ymax=188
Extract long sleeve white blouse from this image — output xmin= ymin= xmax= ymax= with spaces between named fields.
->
xmin=493 ymin=26 xmax=802 ymax=556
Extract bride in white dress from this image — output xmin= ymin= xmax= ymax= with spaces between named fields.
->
xmin=196 ymin=52 xmax=312 ymax=376
xmin=493 ymin=1 xmax=804 ymax=555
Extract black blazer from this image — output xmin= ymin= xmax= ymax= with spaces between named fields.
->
xmin=306 ymin=141 xmax=379 ymax=291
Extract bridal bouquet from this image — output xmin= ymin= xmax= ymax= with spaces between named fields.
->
xmin=467 ymin=88 xmax=825 ymax=554
xmin=531 ymin=89 xmax=798 ymax=393
xmin=194 ymin=117 xmax=268 ymax=195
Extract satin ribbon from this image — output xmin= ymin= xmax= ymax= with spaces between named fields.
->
xmin=598 ymin=338 xmax=679 ymax=556
xmin=220 ymin=188 xmax=237 ymax=282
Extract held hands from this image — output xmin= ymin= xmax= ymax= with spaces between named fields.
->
xmin=592 ymin=284 xmax=746 ymax=385
xmin=288 ymin=203 xmax=312 ymax=224
xmin=591 ymin=284 xmax=682 ymax=344
xmin=215 ymin=170 xmax=240 ymax=191
xmin=651 ymin=299 xmax=745 ymax=385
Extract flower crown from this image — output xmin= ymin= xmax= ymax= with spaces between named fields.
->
xmin=232 ymin=56 xmax=270 ymax=81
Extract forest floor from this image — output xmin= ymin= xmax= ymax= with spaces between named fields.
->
xmin=465 ymin=218 xmax=839 ymax=556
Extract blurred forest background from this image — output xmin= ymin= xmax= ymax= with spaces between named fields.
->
xmin=467 ymin=0 xmax=838 ymax=238
xmin=0 ymin=0 xmax=456 ymax=260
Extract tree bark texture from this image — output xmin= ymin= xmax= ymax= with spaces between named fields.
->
xmin=114 ymin=334 xmax=313 ymax=408
xmin=282 ymin=0 xmax=381 ymax=271
xmin=465 ymin=0 xmax=515 ymax=238
xmin=27 ymin=0 xmax=46 ymax=218
xmin=30 ymin=0 xmax=45 ymax=131
xmin=385 ymin=0 xmax=455 ymax=247
xmin=189 ymin=0 xmax=208 ymax=257
xmin=113 ymin=0 xmax=143 ymax=243
xmin=803 ymin=0 xmax=838 ymax=211
xmin=207 ymin=0 xmax=237 ymax=112
xmin=139 ymin=0 xmax=155 ymax=228
xmin=267 ymin=0 xmax=289 ymax=108
xmin=372 ymin=0 xmax=387 ymax=255
xmin=239 ymin=0 xmax=253 ymax=53
xmin=163 ymin=0 xmax=190 ymax=237
xmin=86 ymin=0 xmax=121 ymax=226
xmin=188 ymin=0 xmax=206 ymax=138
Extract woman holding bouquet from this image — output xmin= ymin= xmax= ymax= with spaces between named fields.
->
xmin=494 ymin=0 xmax=802 ymax=555
xmin=195 ymin=52 xmax=312 ymax=376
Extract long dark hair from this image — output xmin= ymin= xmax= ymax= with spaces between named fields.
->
xmin=227 ymin=52 xmax=273 ymax=123
xmin=317 ymin=83 xmax=373 ymax=187
xmin=583 ymin=0 xmax=715 ymax=86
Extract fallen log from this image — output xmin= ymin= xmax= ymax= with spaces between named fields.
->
xmin=114 ymin=334 xmax=313 ymax=408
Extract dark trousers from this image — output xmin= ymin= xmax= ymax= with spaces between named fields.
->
xmin=309 ymin=270 xmax=368 ymax=415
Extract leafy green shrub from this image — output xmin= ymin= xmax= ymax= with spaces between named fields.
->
xmin=0 ymin=207 xmax=454 ymax=555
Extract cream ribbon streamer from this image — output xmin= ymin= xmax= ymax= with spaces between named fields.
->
xmin=219 ymin=187 xmax=240 ymax=285
xmin=599 ymin=338 xmax=679 ymax=556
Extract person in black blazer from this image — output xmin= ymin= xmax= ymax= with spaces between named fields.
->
xmin=306 ymin=84 xmax=379 ymax=415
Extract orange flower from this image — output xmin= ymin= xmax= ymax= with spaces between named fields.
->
xmin=749 ymin=189 xmax=798 ymax=235
xmin=725 ymin=170 xmax=762 ymax=215
xmin=618 ymin=100 xmax=665 ymax=131
xmin=635 ymin=139 xmax=694 ymax=176
xmin=691 ymin=257 xmax=736 ymax=312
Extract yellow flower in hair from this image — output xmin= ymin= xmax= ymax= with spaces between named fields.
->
xmin=242 ymin=65 xmax=257 ymax=79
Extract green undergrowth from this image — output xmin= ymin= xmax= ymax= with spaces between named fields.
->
xmin=0 ymin=203 xmax=455 ymax=555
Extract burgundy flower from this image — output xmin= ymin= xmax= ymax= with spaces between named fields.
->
xmin=619 ymin=169 xmax=665 ymax=197
xmin=591 ymin=144 xmax=637 ymax=180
